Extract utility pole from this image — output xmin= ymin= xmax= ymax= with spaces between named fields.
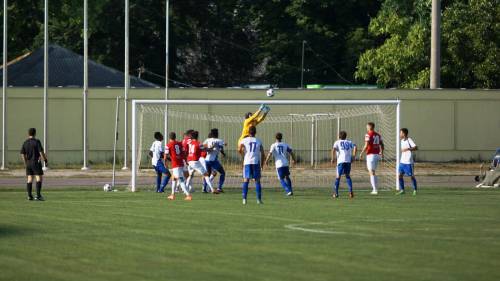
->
xmin=300 ymin=40 xmax=306 ymax=89
xmin=1 ymin=0 xmax=7 ymax=170
xmin=430 ymin=0 xmax=441 ymax=89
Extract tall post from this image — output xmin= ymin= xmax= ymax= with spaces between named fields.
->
xmin=430 ymin=0 xmax=441 ymax=89
xmin=395 ymin=101 xmax=401 ymax=190
xmin=300 ymin=40 xmax=306 ymax=89
xmin=81 ymin=0 xmax=89 ymax=170
xmin=112 ymin=97 xmax=121 ymax=187
xmin=43 ymin=0 xmax=49 ymax=170
xmin=310 ymin=116 xmax=314 ymax=167
xmin=1 ymin=0 xmax=6 ymax=170
xmin=123 ymin=0 xmax=129 ymax=170
xmin=164 ymin=0 xmax=169 ymax=139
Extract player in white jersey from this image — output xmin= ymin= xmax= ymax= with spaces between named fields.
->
xmin=331 ymin=131 xmax=356 ymax=198
xmin=203 ymin=128 xmax=226 ymax=192
xmin=398 ymin=128 xmax=418 ymax=195
xmin=148 ymin=132 xmax=171 ymax=193
xmin=265 ymin=132 xmax=296 ymax=196
xmin=238 ymin=126 xmax=265 ymax=205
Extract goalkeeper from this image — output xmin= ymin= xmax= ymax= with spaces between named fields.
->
xmin=237 ymin=104 xmax=270 ymax=146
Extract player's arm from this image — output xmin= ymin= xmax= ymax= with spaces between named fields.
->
xmin=256 ymin=110 xmax=269 ymax=124
xmin=264 ymin=151 xmax=272 ymax=167
xmin=352 ymin=145 xmax=358 ymax=160
xmin=20 ymin=153 xmax=27 ymax=166
xmin=238 ymin=143 xmax=245 ymax=157
xmin=260 ymin=145 xmax=265 ymax=170
xmin=380 ymin=140 xmax=385 ymax=158
xmin=289 ymin=150 xmax=297 ymax=165
xmin=359 ymin=141 xmax=368 ymax=159
xmin=331 ymin=148 xmax=336 ymax=164
xmin=38 ymin=141 xmax=48 ymax=164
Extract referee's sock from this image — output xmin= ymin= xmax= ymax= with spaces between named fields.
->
xmin=36 ymin=181 xmax=42 ymax=197
xmin=26 ymin=182 xmax=33 ymax=197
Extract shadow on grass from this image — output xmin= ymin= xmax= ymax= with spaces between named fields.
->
xmin=0 ymin=224 xmax=32 ymax=238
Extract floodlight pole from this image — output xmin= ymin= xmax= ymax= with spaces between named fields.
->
xmin=1 ymin=0 xmax=6 ymax=170
xmin=164 ymin=0 xmax=169 ymax=141
xmin=43 ymin=0 xmax=49 ymax=170
xmin=430 ymin=0 xmax=441 ymax=89
xmin=123 ymin=0 xmax=130 ymax=170
xmin=300 ymin=40 xmax=306 ymax=89
xmin=81 ymin=0 xmax=89 ymax=170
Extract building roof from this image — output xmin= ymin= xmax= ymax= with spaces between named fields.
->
xmin=0 ymin=44 xmax=158 ymax=88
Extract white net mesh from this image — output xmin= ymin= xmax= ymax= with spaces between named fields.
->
xmin=132 ymin=102 xmax=398 ymax=191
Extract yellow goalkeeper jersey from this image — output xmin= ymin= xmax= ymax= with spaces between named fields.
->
xmin=237 ymin=111 xmax=267 ymax=146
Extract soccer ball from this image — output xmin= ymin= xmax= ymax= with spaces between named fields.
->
xmin=266 ymin=88 xmax=275 ymax=97
xmin=103 ymin=184 xmax=112 ymax=192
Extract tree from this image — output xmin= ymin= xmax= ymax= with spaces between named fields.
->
xmin=356 ymin=0 xmax=499 ymax=88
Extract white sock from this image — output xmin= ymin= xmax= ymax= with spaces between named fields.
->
xmin=209 ymin=174 xmax=215 ymax=182
xmin=370 ymin=175 xmax=378 ymax=191
xmin=185 ymin=176 xmax=192 ymax=190
xmin=171 ymin=180 xmax=177 ymax=195
xmin=204 ymin=176 xmax=214 ymax=192
xmin=179 ymin=179 xmax=189 ymax=195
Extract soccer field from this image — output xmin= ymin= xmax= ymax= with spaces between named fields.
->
xmin=1 ymin=188 xmax=499 ymax=281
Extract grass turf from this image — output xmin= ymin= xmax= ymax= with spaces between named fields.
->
xmin=0 ymin=187 xmax=499 ymax=281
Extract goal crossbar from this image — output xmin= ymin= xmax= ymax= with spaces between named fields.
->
xmin=131 ymin=99 xmax=401 ymax=191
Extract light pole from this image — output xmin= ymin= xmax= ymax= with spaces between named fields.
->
xmin=430 ymin=0 xmax=441 ymax=89
xmin=123 ymin=0 xmax=130 ymax=170
xmin=1 ymin=0 xmax=7 ymax=170
xmin=43 ymin=0 xmax=48 ymax=170
xmin=164 ymin=0 xmax=169 ymax=141
xmin=82 ymin=0 xmax=89 ymax=170
xmin=300 ymin=40 xmax=306 ymax=89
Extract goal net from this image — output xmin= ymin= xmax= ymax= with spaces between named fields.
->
xmin=131 ymin=100 xmax=400 ymax=192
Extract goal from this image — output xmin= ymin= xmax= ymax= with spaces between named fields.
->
xmin=131 ymin=99 xmax=401 ymax=192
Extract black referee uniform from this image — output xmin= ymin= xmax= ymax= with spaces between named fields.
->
xmin=20 ymin=137 xmax=46 ymax=200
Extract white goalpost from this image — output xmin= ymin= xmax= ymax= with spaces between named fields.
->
xmin=131 ymin=99 xmax=401 ymax=192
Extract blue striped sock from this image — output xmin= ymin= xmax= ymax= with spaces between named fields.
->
xmin=242 ymin=181 xmax=249 ymax=199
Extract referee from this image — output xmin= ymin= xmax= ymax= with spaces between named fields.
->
xmin=20 ymin=128 xmax=48 ymax=201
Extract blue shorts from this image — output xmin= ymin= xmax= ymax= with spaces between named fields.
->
xmin=337 ymin=162 xmax=351 ymax=176
xmin=206 ymin=160 xmax=224 ymax=173
xmin=243 ymin=164 xmax=261 ymax=180
xmin=153 ymin=160 xmax=169 ymax=175
xmin=276 ymin=166 xmax=290 ymax=178
xmin=399 ymin=163 xmax=414 ymax=176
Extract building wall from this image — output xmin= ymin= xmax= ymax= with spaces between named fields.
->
xmin=0 ymin=88 xmax=499 ymax=166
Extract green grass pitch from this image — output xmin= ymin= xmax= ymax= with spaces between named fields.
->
xmin=0 ymin=187 xmax=499 ymax=281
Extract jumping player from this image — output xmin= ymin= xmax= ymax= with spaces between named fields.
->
xmin=185 ymin=131 xmax=217 ymax=194
xmin=181 ymin=129 xmax=194 ymax=191
xmin=398 ymin=128 xmax=418 ymax=195
xmin=237 ymin=104 xmax=270 ymax=147
xmin=203 ymin=128 xmax=226 ymax=193
xmin=239 ymin=126 xmax=265 ymax=205
xmin=265 ymin=132 xmax=296 ymax=196
xmin=149 ymin=132 xmax=171 ymax=193
xmin=359 ymin=122 xmax=384 ymax=195
xmin=165 ymin=132 xmax=191 ymax=200
xmin=331 ymin=131 xmax=356 ymax=198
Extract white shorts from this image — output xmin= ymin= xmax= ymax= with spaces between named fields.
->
xmin=188 ymin=161 xmax=207 ymax=175
xmin=366 ymin=154 xmax=381 ymax=171
xmin=182 ymin=160 xmax=189 ymax=172
xmin=171 ymin=167 xmax=185 ymax=179
xmin=199 ymin=157 xmax=207 ymax=170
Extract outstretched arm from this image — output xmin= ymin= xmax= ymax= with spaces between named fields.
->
xmin=264 ymin=151 xmax=272 ymax=166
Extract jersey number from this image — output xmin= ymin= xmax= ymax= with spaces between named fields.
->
xmin=372 ymin=136 xmax=380 ymax=145
xmin=249 ymin=142 xmax=257 ymax=152
xmin=340 ymin=141 xmax=350 ymax=150
xmin=174 ymin=145 xmax=181 ymax=155
xmin=189 ymin=144 xmax=196 ymax=154
xmin=278 ymin=146 xmax=284 ymax=155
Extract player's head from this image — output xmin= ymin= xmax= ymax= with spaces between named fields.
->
xmin=400 ymin=128 xmax=409 ymax=139
xmin=191 ymin=130 xmax=199 ymax=140
xmin=248 ymin=126 xmax=256 ymax=137
xmin=28 ymin=128 xmax=36 ymax=137
xmin=275 ymin=132 xmax=283 ymax=141
xmin=184 ymin=129 xmax=194 ymax=138
xmin=169 ymin=132 xmax=176 ymax=140
xmin=367 ymin=122 xmax=375 ymax=132
xmin=339 ymin=131 xmax=347 ymax=140
xmin=245 ymin=112 xmax=253 ymax=119
xmin=210 ymin=128 xmax=219 ymax=138
xmin=154 ymin=131 xmax=163 ymax=141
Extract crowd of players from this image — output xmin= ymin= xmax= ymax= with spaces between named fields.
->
xmin=148 ymin=108 xmax=419 ymax=205
xmin=18 ymin=106 xmax=418 ymax=203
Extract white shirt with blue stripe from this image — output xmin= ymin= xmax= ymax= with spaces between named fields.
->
xmin=241 ymin=137 xmax=262 ymax=165
xmin=269 ymin=142 xmax=292 ymax=168
xmin=333 ymin=139 xmax=356 ymax=164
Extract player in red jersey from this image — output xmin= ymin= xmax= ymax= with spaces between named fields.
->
xmin=185 ymin=131 xmax=217 ymax=194
xmin=165 ymin=132 xmax=192 ymax=200
xmin=180 ymin=130 xmax=194 ymax=191
xmin=359 ymin=122 xmax=384 ymax=195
